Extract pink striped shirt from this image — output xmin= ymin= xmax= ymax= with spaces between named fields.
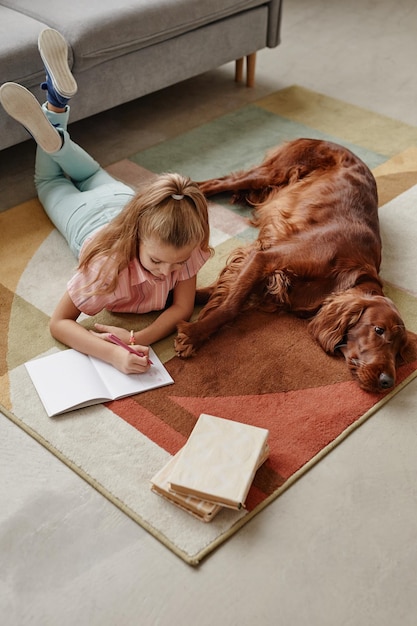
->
xmin=67 ymin=246 xmax=210 ymax=315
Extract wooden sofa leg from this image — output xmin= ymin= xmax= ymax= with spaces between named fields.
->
xmin=246 ymin=52 xmax=256 ymax=88
xmin=235 ymin=58 xmax=244 ymax=83
xmin=235 ymin=53 xmax=256 ymax=87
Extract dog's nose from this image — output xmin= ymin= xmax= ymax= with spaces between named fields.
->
xmin=379 ymin=372 xmax=394 ymax=389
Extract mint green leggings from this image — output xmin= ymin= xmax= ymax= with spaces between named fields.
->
xmin=35 ymin=105 xmax=135 ymax=258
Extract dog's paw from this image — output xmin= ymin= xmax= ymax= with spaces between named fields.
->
xmin=174 ymin=331 xmax=196 ymax=358
xmin=175 ymin=319 xmax=211 ymax=357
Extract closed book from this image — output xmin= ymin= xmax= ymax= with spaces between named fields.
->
xmin=167 ymin=413 xmax=269 ymax=510
xmin=150 ymin=450 xmax=222 ymax=522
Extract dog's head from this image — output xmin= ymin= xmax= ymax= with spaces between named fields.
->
xmin=309 ymin=291 xmax=415 ymax=393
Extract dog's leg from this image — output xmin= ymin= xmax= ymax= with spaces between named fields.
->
xmin=196 ymin=246 xmax=255 ymax=318
xmin=198 ymin=169 xmax=273 ymax=197
xmin=198 ymin=139 xmax=330 ymax=198
xmin=176 ymin=240 xmax=310 ymax=356
xmin=175 ymin=248 xmax=269 ymax=356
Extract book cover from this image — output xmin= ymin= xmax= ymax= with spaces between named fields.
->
xmin=25 ymin=347 xmax=173 ymax=417
xmin=167 ymin=413 xmax=269 ymax=510
xmin=150 ymin=450 xmax=222 ymax=522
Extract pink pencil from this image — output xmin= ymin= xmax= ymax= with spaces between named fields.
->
xmin=107 ymin=334 xmax=153 ymax=364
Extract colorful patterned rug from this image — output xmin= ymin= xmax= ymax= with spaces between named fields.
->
xmin=1 ymin=86 xmax=417 ymax=565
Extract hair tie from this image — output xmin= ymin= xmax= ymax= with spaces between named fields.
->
xmin=171 ymin=193 xmax=184 ymax=200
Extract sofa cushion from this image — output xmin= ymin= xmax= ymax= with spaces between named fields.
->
xmin=1 ymin=0 xmax=268 ymax=72
xmin=0 ymin=6 xmax=50 ymax=84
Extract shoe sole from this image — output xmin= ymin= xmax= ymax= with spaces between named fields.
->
xmin=0 ymin=83 xmax=62 ymax=153
xmin=38 ymin=29 xmax=78 ymax=98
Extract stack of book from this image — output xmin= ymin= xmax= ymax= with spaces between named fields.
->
xmin=150 ymin=413 xmax=269 ymax=522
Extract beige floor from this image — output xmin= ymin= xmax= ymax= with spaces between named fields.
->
xmin=2 ymin=1 xmax=417 ymax=624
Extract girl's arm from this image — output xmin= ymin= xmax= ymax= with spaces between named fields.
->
xmin=95 ymin=275 xmax=197 ymax=346
xmin=50 ymin=291 xmax=150 ymax=374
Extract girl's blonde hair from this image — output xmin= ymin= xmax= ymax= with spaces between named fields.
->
xmin=78 ymin=172 xmax=211 ymax=295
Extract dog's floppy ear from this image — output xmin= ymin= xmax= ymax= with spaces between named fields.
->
xmin=309 ymin=291 xmax=366 ymax=353
xmin=398 ymin=331 xmax=417 ymax=364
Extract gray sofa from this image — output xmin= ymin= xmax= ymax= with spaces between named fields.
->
xmin=0 ymin=0 xmax=283 ymax=151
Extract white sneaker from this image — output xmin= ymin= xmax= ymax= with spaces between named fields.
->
xmin=0 ymin=83 xmax=62 ymax=153
xmin=38 ymin=28 xmax=77 ymax=100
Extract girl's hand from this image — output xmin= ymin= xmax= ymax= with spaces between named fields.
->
xmin=91 ymin=324 xmax=151 ymax=374
xmin=91 ymin=323 xmax=132 ymax=344
xmin=112 ymin=347 xmax=151 ymax=375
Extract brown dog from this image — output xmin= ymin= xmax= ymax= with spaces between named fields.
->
xmin=175 ymin=138 xmax=413 ymax=393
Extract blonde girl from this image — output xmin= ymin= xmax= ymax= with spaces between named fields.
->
xmin=0 ymin=29 xmax=211 ymax=374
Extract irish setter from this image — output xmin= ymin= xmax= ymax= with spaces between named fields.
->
xmin=174 ymin=138 xmax=414 ymax=393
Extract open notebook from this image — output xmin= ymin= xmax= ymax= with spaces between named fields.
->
xmin=25 ymin=347 xmax=173 ymax=417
